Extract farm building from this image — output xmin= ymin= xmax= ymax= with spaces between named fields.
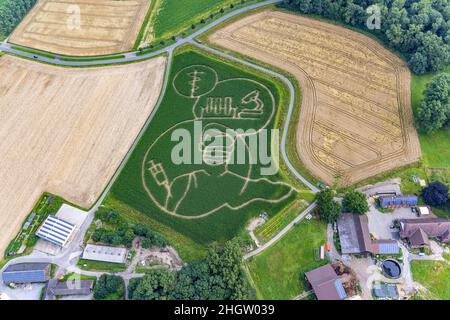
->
xmin=46 ymin=280 xmax=94 ymax=297
xmin=372 ymin=283 xmax=399 ymax=299
xmin=399 ymin=219 xmax=450 ymax=247
xmin=2 ymin=263 xmax=50 ymax=284
xmin=36 ymin=215 xmax=76 ymax=247
xmin=337 ymin=214 xmax=399 ymax=255
xmin=379 ymin=195 xmax=418 ymax=208
xmin=82 ymin=244 xmax=127 ymax=264
xmin=305 ymin=264 xmax=347 ymax=300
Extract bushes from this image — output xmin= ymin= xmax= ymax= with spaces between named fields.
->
xmin=92 ymin=208 xmax=169 ymax=248
xmin=282 ymin=0 xmax=450 ymax=74
xmin=93 ymin=274 xmax=125 ymax=300
xmin=128 ymin=239 xmax=252 ymax=300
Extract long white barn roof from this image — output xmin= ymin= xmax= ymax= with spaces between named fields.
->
xmin=36 ymin=215 xmax=75 ymax=247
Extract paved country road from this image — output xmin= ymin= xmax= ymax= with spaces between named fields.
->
xmin=0 ymin=0 xmax=282 ymax=67
xmin=0 ymin=0 xmax=319 ymax=293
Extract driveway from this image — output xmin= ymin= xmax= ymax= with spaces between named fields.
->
xmin=366 ymin=203 xmax=416 ymax=239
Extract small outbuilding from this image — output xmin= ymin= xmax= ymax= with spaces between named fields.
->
xmin=82 ymin=244 xmax=127 ymax=264
xmin=47 ymin=280 xmax=94 ymax=297
xmin=379 ymin=195 xmax=418 ymax=208
xmin=305 ymin=264 xmax=347 ymax=300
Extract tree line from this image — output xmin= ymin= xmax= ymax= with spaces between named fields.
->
xmin=282 ymin=0 xmax=450 ymax=74
xmin=0 ymin=0 xmax=37 ymax=39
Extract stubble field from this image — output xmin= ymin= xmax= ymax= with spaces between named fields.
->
xmin=209 ymin=11 xmax=421 ymax=186
xmin=0 ymin=55 xmax=166 ymax=256
xmin=9 ymin=0 xmax=151 ymax=56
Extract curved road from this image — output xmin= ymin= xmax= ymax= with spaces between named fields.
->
xmin=0 ymin=0 xmax=319 ymax=290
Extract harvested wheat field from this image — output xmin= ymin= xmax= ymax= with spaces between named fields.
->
xmin=9 ymin=0 xmax=151 ymax=56
xmin=0 ymin=55 xmax=165 ymax=255
xmin=209 ymin=11 xmax=421 ymax=186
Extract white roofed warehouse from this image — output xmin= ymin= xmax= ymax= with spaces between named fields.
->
xmin=36 ymin=215 xmax=76 ymax=247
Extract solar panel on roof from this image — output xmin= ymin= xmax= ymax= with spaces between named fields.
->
xmin=334 ymin=280 xmax=347 ymax=300
xmin=377 ymin=243 xmax=400 ymax=254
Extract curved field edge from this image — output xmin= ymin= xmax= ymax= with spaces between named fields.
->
xmin=198 ymin=6 xmax=447 ymax=194
xmin=105 ymin=44 xmax=307 ymax=262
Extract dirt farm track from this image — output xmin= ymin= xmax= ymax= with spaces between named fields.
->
xmin=210 ymin=11 xmax=421 ymax=186
xmin=0 ymin=55 xmax=165 ymax=256
xmin=9 ymin=0 xmax=151 ymax=56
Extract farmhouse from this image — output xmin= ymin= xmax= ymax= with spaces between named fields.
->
xmin=399 ymin=219 xmax=450 ymax=247
xmin=379 ymin=195 xmax=418 ymax=208
xmin=82 ymin=244 xmax=127 ymax=264
xmin=337 ymin=214 xmax=399 ymax=255
xmin=2 ymin=263 xmax=50 ymax=285
xmin=305 ymin=264 xmax=347 ymax=300
xmin=35 ymin=215 xmax=76 ymax=247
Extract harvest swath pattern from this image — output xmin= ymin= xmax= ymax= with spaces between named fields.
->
xmin=210 ymin=11 xmax=421 ymax=186
xmin=9 ymin=0 xmax=151 ymax=56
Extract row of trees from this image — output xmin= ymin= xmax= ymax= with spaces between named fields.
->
xmin=128 ymin=239 xmax=253 ymax=300
xmin=417 ymin=73 xmax=450 ymax=133
xmin=92 ymin=208 xmax=169 ymax=248
xmin=316 ymin=189 xmax=369 ymax=223
xmin=0 ymin=0 xmax=37 ymax=38
xmin=282 ymin=0 xmax=450 ymax=74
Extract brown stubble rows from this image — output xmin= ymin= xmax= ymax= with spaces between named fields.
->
xmin=0 ymin=55 xmax=166 ymax=255
xmin=9 ymin=0 xmax=151 ymax=56
xmin=209 ymin=11 xmax=421 ymax=186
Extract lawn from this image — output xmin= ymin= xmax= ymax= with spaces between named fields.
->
xmin=77 ymin=259 xmax=127 ymax=273
xmin=106 ymin=46 xmax=301 ymax=261
xmin=411 ymin=67 xmax=450 ymax=169
xmin=245 ymin=219 xmax=327 ymax=299
xmin=411 ymin=260 xmax=450 ymax=300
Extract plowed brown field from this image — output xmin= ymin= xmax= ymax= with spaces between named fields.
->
xmin=9 ymin=0 xmax=151 ymax=56
xmin=209 ymin=11 xmax=421 ymax=186
xmin=0 ymin=55 xmax=165 ymax=255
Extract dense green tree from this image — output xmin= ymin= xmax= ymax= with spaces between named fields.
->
xmin=129 ymin=239 xmax=252 ymax=300
xmin=418 ymin=73 xmax=450 ymax=132
xmin=93 ymin=274 xmax=125 ymax=300
xmin=282 ymin=0 xmax=450 ymax=74
xmin=129 ymin=269 xmax=175 ymax=300
xmin=316 ymin=189 xmax=342 ymax=223
xmin=342 ymin=191 xmax=369 ymax=214
xmin=422 ymin=181 xmax=449 ymax=207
